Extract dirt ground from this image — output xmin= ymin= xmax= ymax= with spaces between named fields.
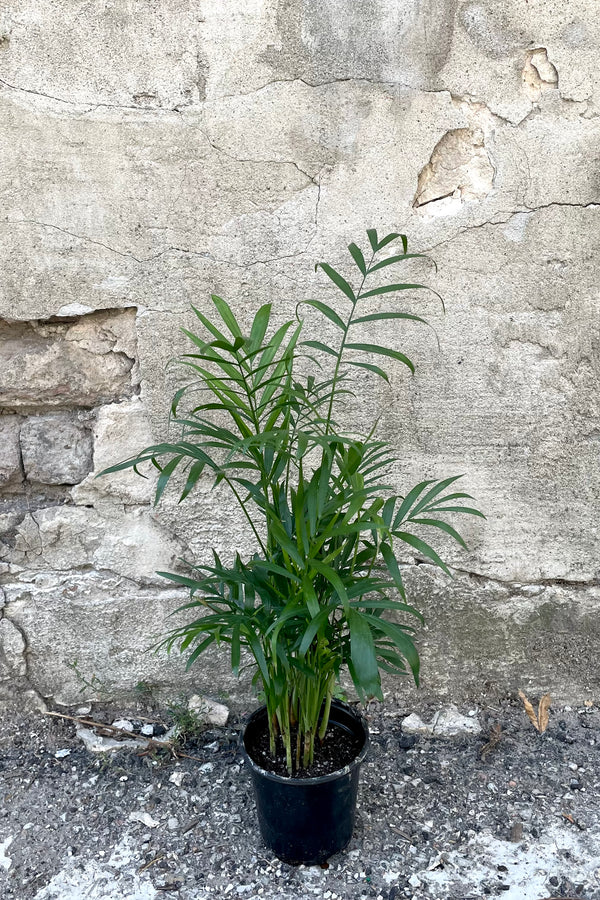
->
xmin=0 ymin=695 xmax=599 ymax=900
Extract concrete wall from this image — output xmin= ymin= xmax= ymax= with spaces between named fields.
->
xmin=0 ymin=1 xmax=598 ymax=709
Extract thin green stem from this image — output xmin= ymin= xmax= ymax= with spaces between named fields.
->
xmin=324 ymin=251 xmax=376 ymax=435
xmin=318 ymin=673 xmax=335 ymax=741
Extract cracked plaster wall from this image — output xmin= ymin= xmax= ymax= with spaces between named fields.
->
xmin=0 ymin=0 xmax=598 ymax=708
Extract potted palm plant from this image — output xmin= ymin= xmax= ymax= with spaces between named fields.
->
xmin=101 ymin=229 xmax=482 ymax=864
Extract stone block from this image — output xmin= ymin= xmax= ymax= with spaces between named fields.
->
xmin=401 ymin=707 xmax=481 ymax=738
xmin=72 ymin=398 xmax=157 ymax=506
xmin=20 ymin=412 xmax=93 ymax=485
xmin=9 ymin=505 xmax=184 ymax=584
xmin=0 ymin=311 xmax=136 ymax=410
xmin=0 ymin=416 xmax=23 ymax=487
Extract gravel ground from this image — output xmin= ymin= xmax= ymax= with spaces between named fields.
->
xmin=0 ymin=696 xmax=599 ymax=900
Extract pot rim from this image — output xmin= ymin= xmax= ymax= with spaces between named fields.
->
xmin=241 ymin=699 xmax=370 ymax=786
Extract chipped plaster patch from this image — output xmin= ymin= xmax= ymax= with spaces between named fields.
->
xmin=523 ymin=48 xmax=559 ymax=101
xmin=502 ymin=211 xmax=534 ymax=243
xmin=413 ymin=128 xmax=494 ymax=214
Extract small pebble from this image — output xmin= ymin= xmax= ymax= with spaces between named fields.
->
xmin=112 ymin=719 xmax=133 ymax=732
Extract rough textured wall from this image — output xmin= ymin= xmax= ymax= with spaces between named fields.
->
xmin=0 ymin=1 xmax=598 ymax=709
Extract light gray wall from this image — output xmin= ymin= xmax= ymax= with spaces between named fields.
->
xmin=0 ymin=1 xmax=598 ymax=708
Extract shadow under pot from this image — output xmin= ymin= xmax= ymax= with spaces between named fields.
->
xmin=241 ymin=699 xmax=369 ymax=865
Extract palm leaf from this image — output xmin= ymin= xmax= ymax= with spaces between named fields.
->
xmin=346 ymin=342 xmax=415 ymax=374
xmin=315 ymin=262 xmax=355 ymax=301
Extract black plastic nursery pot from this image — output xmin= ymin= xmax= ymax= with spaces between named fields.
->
xmin=241 ymin=699 xmax=369 ymax=865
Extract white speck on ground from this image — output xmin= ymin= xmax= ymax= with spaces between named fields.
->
xmin=76 ymin=725 xmax=148 ymax=753
xmin=0 ymin=835 xmax=13 ymax=871
xmin=128 ymin=811 xmax=159 ymax=828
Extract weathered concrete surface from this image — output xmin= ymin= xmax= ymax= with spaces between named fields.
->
xmin=398 ymin=566 xmax=600 ymax=705
xmin=0 ymin=1 xmax=206 ymax=109
xmin=0 ymin=1 xmax=598 ymax=707
xmin=1 ymin=573 xmax=238 ymax=706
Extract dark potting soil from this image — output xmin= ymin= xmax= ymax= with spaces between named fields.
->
xmin=245 ymin=718 xmax=364 ymax=778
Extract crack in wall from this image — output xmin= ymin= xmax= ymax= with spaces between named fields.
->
xmin=209 ymin=76 xmax=565 ymax=129
xmin=3 ymin=220 xmax=157 ymax=264
xmin=199 ymin=117 xmax=319 ymax=185
xmin=5 ymin=199 xmax=598 ymax=277
xmin=0 ymin=71 xmax=544 ymax=130
xmin=424 ymin=201 xmax=599 ymax=254
xmin=0 ymin=76 xmax=194 ymax=115
xmin=3 ymin=61 xmax=595 ymax=137
xmin=450 ymin=566 xmax=599 ymax=591
xmin=5 ymin=181 xmax=324 ymax=272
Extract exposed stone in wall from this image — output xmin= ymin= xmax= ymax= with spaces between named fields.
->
xmin=2 ymin=573 xmax=231 ymax=707
xmin=413 ymin=128 xmax=495 ymax=213
xmin=8 ymin=506 xmax=183 ymax=585
xmin=20 ymin=412 xmax=93 ymax=485
xmin=522 ymin=48 xmax=559 ymax=101
xmin=72 ymin=399 xmax=157 ymax=507
xmin=0 ymin=617 xmax=27 ymax=679
xmin=0 ymin=309 xmax=139 ymax=411
xmin=0 ymin=306 xmax=187 ymax=704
